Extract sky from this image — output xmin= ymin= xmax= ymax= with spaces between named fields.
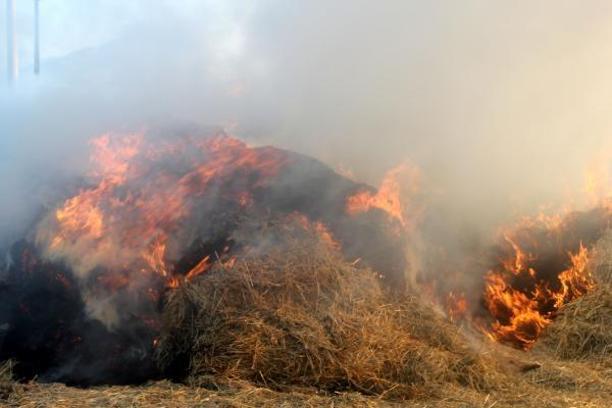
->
xmin=2 ymin=1 xmax=249 ymax=62
xmin=0 ymin=0 xmax=611 ymax=244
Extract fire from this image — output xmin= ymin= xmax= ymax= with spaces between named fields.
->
xmin=474 ymin=155 xmax=611 ymax=349
xmin=446 ymin=291 xmax=468 ymax=323
xmin=35 ymin=131 xmax=291 ymax=298
xmin=554 ymin=244 xmax=592 ymax=308
xmin=185 ymin=255 xmax=211 ymax=281
xmin=33 ymin=129 xmax=360 ymax=316
xmin=484 ymin=272 xmax=551 ymax=347
xmin=346 ymin=164 xmax=421 ymax=228
xmin=51 ymin=193 xmax=104 ymax=249
xmin=583 ymin=151 xmax=611 ymax=208
xmin=481 ymin=159 xmax=611 ymax=349
xmin=167 ymin=277 xmax=180 ymax=289
xmin=3 ymin=129 xmax=472 ymax=383
xmin=500 ymin=234 xmax=534 ymax=276
xmin=483 ymin=212 xmax=599 ymax=349
xmin=290 ymin=212 xmax=341 ymax=250
xmin=89 ymin=133 xmax=143 ymax=183
xmin=142 ymin=237 xmax=169 ymax=277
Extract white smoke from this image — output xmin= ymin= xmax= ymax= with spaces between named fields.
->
xmin=1 ymin=0 xmax=611 ymax=248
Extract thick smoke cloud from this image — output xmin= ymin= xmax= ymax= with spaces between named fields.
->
xmin=1 ymin=0 xmax=611 ymax=248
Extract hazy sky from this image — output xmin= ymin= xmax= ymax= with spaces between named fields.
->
xmin=2 ymin=1 xmax=249 ymax=62
xmin=1 ymin=1 xmax=611 ymax=242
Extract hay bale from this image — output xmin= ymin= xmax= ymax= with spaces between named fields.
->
xmin=156 ymin=237 xmax=493 ymax=399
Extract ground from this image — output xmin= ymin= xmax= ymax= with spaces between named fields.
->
xmin=2 ymin=338 xmax=610 ymax=408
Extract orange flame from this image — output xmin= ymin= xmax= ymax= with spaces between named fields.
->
xmin=345 ymin=163 xmax=420 ymax=228
xmin=583 ymin=151 xmax=611 ymax=208
xmin=291 ymin=212 xmax=341 ymax=250
xmin=185 ymin=255 xmax=211 ymax=281
xmin=36 ymin=132 xmax=290 ymax=291
xmin=554 ymin=244 xmax=593 ymax=308
xmin=446 ymin=291 xmax=468 ymax=323
xmin=484 ymin=223 xmax=595 ymax=349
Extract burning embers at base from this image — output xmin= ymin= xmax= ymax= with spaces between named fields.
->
xmin=483 ymin=206 xmax=610 ymax=349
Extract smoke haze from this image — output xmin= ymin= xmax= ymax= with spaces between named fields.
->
xmin=1 ymin=0 xmax=611 ymax=246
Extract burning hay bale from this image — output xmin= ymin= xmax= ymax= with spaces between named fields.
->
xmin=156 ymin=235 xmax=493 ymax=400
xmin=537 ymin=230 xmax=612 ymax=360
xmin=0 ymin=130 xmax=415 ymax=384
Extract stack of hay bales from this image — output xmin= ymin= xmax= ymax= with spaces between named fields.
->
xmin=156 ymin=233 xmax=494 ymax=399
xmin=538 ymin=230 xmax=612 ymax=362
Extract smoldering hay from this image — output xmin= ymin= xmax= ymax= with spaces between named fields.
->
xmin=0 ymin=127 xmax=415 ymax=385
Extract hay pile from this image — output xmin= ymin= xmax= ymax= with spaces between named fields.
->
xmin=156 ymin=236 xmax=493 ymax=399
xmin=7 ymin=381 xmax=406 ymax=408
xmin=538 ymin=287 xmax=612 ymax=360
xmin=591 ymin=229 xmax=612 ymax=286
xmin=0 ymin=360 xmax=14 ymax=400
xmin=538 ymin=229 xmax=612 ymax=361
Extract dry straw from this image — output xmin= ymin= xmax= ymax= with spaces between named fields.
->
xmin=0 ymin=360 xmax=14 ymax=400
xmin=537 ymin=230 xmax=612 ymax=361
xmin=156 ymin=234 xmax=494 ymax=400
